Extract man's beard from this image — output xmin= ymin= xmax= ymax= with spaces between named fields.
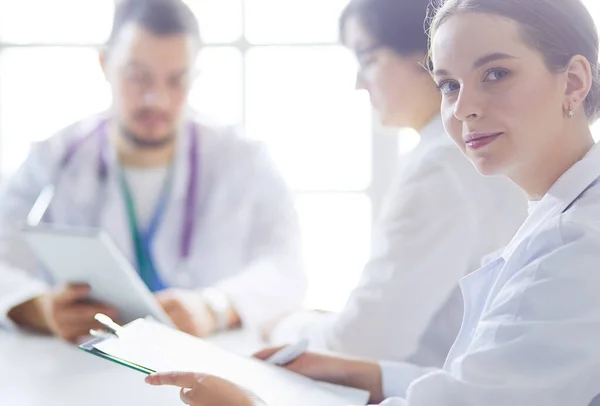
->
xmin=120 ymin=124 xmax=176 ymax=149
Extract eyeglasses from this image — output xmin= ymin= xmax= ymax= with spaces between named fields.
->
xmin=119 ymin=66 xmax=196 ymax=96
xmin=354 ymin=43 xmax=384 ymax=70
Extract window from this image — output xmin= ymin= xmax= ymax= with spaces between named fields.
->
xmin=245 ymin=46 xmax=371 ymax=191
xmin=0 ymin=0 xmax=381 ymax=311
xmin=244 ymin=0 xmax=349 ymax=44
xmin=0 ymin=48 xmax=111 ymax=171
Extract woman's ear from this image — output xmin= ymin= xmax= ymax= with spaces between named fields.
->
xmin=564 ymin=55 xmax=593 ymax=111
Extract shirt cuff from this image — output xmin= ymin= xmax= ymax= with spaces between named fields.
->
xmin=269 ymin=310 xmax=337 ymax=347
xmin=380 ymin=360 xmax=436 ymax=399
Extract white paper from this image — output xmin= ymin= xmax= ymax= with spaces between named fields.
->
xmin=94 ymin=319 xmax=370 ymax=406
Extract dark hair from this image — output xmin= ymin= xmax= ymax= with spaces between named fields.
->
xmin=107 ymin=0 xmax=200 ymax=47
xmin=428 ymin=0 xmax=600 ymax=121
xmin=339 ymin=0 xmax=432 ymax=57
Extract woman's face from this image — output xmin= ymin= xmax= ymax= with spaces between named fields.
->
xmin=431 ymin=13 xmax=567 ymax=176
xmin=343 ymin=16 xmax=432 ymax=128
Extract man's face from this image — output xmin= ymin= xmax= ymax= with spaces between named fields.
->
xmin=101 ymin=23 xmax=198 ymax=147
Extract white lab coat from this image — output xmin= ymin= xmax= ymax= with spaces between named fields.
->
xmin=271 ymin=116 xmax=527 ymax=366
xmin=0 ymin=112 xmax=306 ymax=330
xmin=376 ymin=142 xmax=600 ymax=406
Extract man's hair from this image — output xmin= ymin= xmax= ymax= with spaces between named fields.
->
xmin=106 ymin=0 xmax=200 ymax=47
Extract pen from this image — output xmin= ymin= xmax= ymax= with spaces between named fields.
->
xmin=265 ymin=338 xmax=309 ymax=366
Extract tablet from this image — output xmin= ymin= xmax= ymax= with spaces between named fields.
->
xmin=21 ymin=224 xmax=172 ymax=325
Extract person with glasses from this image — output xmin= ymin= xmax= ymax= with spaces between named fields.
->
xmin=267 ymin=0 xmax=527 ymax=367
xmin=0 ymin=0 xmax=306 ymax=343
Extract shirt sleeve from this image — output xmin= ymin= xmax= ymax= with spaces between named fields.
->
xmin=273 ymin=148 xmax=477 ymax=367
xmin=372 ymin=220 xmax=600 ymax=406
xmin=0 ymin=141 xmax=54 ymax=328
xmin=214 ymin=141 xmax=307 ymax=329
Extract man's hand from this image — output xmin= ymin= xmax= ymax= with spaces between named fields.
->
xmin=156 ymin=289 xmax=218 ymax=337
xmin=8 ymin=284 xmax=119 ymax=342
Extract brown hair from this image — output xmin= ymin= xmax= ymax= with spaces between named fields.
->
xmin=107 ymin=0 xmax=200 ymax=48
xmin=427 ymin=0 xmax=600 ymax=121
xmin=339 ymin=0 xmax=432 ymax=57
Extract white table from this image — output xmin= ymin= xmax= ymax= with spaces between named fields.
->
xmin=0 ymin=328 xmax=265 ymax=406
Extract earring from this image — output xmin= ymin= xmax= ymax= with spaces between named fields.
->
xmin=567 ymin=103 xmax=575 ymax=118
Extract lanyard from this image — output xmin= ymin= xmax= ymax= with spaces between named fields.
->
xmin=118 ymin=165 xmax=173 ymax=292
xmin=60 ymin=120 xmax=200 ymax=261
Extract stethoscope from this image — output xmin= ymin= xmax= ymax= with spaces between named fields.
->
xmin=27 ymin=118 xmax=199 ymax=260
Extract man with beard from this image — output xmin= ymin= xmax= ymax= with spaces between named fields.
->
xmin=0 ymin=0 xmax=305 ymax=342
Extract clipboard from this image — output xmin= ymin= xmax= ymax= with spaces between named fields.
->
xmin=80 ymin=335 xmax=155 ymax=375
xmin=79 ymin=314 xmax=370 ymax=406
xmin=79 ymin=314 xmax=156 ymax=375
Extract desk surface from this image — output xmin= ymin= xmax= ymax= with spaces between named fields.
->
xmin=0 ymin=328 xmax=264 ymax=406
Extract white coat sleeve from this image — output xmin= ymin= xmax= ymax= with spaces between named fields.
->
xmin=272 ymin=148 xmax=475 ymax=385
xmin=214 ymin=144 xmax=307 ymax=328
xmin=368 ymin=221 xmax=600 ymax=406
xmin=0 ymin=142 xmax=55 ymax=328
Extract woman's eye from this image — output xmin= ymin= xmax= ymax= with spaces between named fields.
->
xmin=484 ymin=70 xmax=508 ymax=81
xmin=436 ymin=80 xmax=460 ymax=95
xmin=358 ymin=56 xmax=377 ymax=69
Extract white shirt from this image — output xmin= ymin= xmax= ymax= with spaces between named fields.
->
xmin=0 ymin=113 xmax=306 ymax=330
xmin=527 ymin=199 xmax=541 ymax=216
xmin=377 ymin=142 xmax=600 ymax=406
xmin=270 ymin=116 xmax=528 ymax=365
xmin=122 ymin=165 xmax=169 ymax=229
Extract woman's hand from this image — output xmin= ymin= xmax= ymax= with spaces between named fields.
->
xmin=253 ymin=347 xmax=384 ymax=403
xmin=146 ymin=372 xmax=264 ymax=406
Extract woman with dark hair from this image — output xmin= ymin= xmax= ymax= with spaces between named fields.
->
xmin=267 ymin=0 xmax=526 ymax=367
xmin=143 ymin=0 xmax=600 ymax=405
